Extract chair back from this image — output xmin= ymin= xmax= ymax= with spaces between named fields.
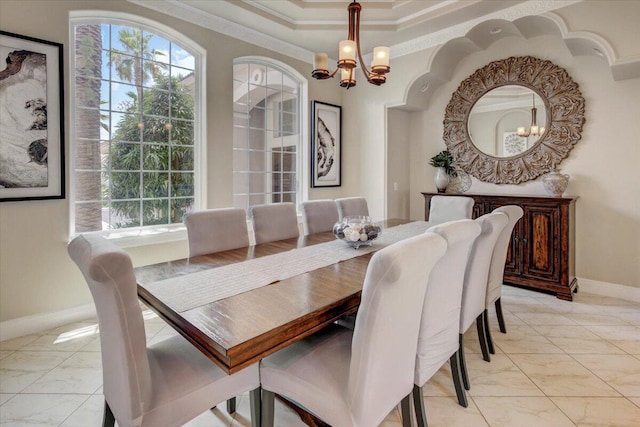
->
xmin=460 ymin=212 xmax=508 ymax=333
xmin=300 ymin=199 xmax=339 ymax=235
xmin=184 ymin=208 xmax=249 ymax=257
xmin=428 ymin=195 xmax=474 ymax=226
xmin=248 ymin=202 xmax=299 ymax=244
xmin=348 ymin=232 xmax=447 ymax=427
xmin=486 ymin=205 xmax=524 ymax=306
xmin=335 ymin=196 xmax=369 ymax=220
xmin=67 ymin=234 xmax=151 ymax=424
xmin=415 ymin=219 xmax=481 ymax=386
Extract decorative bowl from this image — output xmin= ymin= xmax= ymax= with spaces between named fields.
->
xmin=333 ymin=216 xmax=382 ymax=249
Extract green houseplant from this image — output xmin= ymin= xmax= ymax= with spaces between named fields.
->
xmin=429 ymin=150 xmax=458 ymax=177
xmin=429 ymin=150 xmax=457 ymax=193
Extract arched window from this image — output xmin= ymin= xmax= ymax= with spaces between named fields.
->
xmin=70 ymin=12 xmax=205 ymax=241
xmin=232 ymin=57 xmax=308 ymax=209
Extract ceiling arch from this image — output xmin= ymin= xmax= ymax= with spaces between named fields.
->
xmin=403 ymin=12 xmax=640 ymax=111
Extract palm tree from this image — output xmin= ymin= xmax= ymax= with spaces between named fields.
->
xmin=109 ymin=28 xmax=166 ymax=102
xmin=74 ymin=24 xmax=103 ymax=232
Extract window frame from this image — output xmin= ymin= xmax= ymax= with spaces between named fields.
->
xmin=68 ymin=11 xmax=207 ymax=247
xmin=232 ymin=56 xmax=309 ymax=211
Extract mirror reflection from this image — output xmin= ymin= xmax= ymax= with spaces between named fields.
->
xmin=467 ymin=85 xmax=547 ymax=158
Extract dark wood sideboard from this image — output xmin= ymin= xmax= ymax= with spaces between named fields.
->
xmin=422 ymin=192 xmax=578 ymax=301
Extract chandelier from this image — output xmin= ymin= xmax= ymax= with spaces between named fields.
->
xmin=311 ymin=1 xmax=390 ymax=89
xmin=517 ymin=94 xmax=545 ymax=137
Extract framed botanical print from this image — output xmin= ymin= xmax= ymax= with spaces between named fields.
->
xmin=311 ymin=100 xmax=341 ymax=187
xmin=0 ymin=31 xmax=65 ymax=201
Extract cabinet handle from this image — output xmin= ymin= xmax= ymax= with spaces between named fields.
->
xmin=522 ymin=237 xmax=528 ymax=243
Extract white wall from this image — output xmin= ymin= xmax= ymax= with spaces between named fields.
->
xmin=406 ymin=35 xmax=640 ymax=289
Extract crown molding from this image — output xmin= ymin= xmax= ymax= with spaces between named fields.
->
xmin=128 ymin=0 xmax=315 ymax=63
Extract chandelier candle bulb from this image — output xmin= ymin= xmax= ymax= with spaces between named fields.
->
xmin=371 ymin=46 xmax=390 ymax=68
xmin=339 ymin=40 xmax=357 ymax=65
xmin=313 ymin=53 xmax=328 ymax=71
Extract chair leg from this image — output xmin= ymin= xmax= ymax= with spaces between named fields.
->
xmin=102 ymin=400 xmax=115 ymax=427
xmin=458 ymin=334 xmax=470 ymax=391
xmin=249 ymin=387 xmax=261 ymax=427
xmin=449 ymin=353 xmax=468 ymax=408
xmin=227 ymin=396 xmax=236 ymax=413
xmin=476 ymin=312 xmax=491 ymax=362
xmin=261 ymin=388 xmax=275 ymax=427
xmin=484 ymin=309 xmax=495 ymax=355
xmin=495 ymin=298 xmax=507 ymax=333
xmin=412 ymin=384 xmax=428 ymax=427
xmin=401 ymin=394 xmax=413 ymax=427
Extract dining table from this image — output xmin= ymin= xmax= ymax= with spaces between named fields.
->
xmin=135 ymin=219 xmax=433 ymax=378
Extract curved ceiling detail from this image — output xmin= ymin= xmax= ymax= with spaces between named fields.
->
xmin=404 ymin=12 xmax=640 ymax=111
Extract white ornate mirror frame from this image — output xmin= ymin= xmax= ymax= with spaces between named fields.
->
xmin=443 ymin=56 xmax=585 ymax=184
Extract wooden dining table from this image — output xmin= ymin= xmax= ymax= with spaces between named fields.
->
xmin=135 ymin=219 xmax=416 ymax=376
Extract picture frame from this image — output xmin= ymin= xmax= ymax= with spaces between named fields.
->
xmin=310 ymin=100 xmax=341 ymax=187
xmin=0 ymin=31 xmax=65 ymax=202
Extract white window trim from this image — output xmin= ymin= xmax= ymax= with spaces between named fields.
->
xmin=68 ymin=11 xmax=207 ymax=247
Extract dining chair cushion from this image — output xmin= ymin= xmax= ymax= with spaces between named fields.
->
xmin=143 ymin=335 xmax=259 ymax=426
xmin=459 ymin=212 xmax=508 ymax=334
xmin=68 ymin=234 xmax=260 ymax=427
xmin=260 ymin=231 xmax=447 ymax=427
xmin=335 ymin=196 xmax=369 ymax=220
xmin=486 ymin=206 xmax=524 ymax=306
xmin=184 ymin=208 xmax=249 ymax=257
xmin=300 ymin=199 xmax=340 ymax=235
xmin=415 ymin=219 xmax=481 ymax=386
xmin=428 ymin=195 xmax=474 ymax=226
xmin=248 ymin=202 xmax=299 ymax=244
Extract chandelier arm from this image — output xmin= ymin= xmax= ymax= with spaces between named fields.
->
xmin=353 ymin=5 xmax=373 ymax=80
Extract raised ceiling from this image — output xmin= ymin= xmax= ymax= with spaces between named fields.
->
xmin=130 ymin=0 xmax=580 ymax=61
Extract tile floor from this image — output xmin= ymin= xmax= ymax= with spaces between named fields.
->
xmin=1 ymin=286 xmax=639 ymax=426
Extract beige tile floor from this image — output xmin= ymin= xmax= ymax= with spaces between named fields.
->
xmin=1 ymin=286 xmax=638 ymax=426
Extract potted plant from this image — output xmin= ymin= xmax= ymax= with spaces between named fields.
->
xmin=429 ymin=150 xmax=457 ymax=192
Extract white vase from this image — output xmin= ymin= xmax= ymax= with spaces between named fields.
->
xmin=542 ymin=169 xmax=570 ymax=196
xmin=434 ymin=167 xmax=450 ymax=193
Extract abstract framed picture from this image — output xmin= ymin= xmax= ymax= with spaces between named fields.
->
xmin=311 ymin=100 xmax=341 ymax=187
xmin=502 ymin=131 xmax=527 ymax=156
xmin=0 ymin=31 xmax=64 ymax=202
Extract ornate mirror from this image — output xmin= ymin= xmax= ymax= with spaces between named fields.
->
xmin=443 ymin=56 xmax=585 ymax=184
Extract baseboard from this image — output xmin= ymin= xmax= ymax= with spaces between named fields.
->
xmin=0 ymin=303 xmax=97 ymax=342
xmin=577 ymin=277 xmax=640 ymax=303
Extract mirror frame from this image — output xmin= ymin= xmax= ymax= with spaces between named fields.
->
xmin=443 ymin=56 xmax=585 ymax=184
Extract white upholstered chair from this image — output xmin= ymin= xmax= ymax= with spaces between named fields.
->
xmin=335 ymin=196 xmax=369 ymax=220
xmin=183 ymin=207 xmax=250 ymax=412
xmin=484 ymin=205 xmax=524 ymax=354
xmin=457 ymin=212 xmax=508 ymax=390
xmin=67 ymin=234 xmax=261 ymax=427
xmin=260 ymin=232 xmax=447 ymax=427
xmin=183 ymin=208 xmax=249 ymax=257
xmin=411 ymin=220 xmax=481 ymax=426
xmin=428 ymin=195 xmax=474 ymax=226
xmin=248 ymin=202 xmax=299 ymax=244
xmin=300 ymin=199 xmax=340 ymax=235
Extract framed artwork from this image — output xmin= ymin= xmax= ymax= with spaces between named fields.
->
xmin=310 ymin=100 xmax=341 ymax=187
xmin=503 ymin=131 xmax=527 ymax=156
xmin=0 ymin=31 xmax=64 ymax=202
